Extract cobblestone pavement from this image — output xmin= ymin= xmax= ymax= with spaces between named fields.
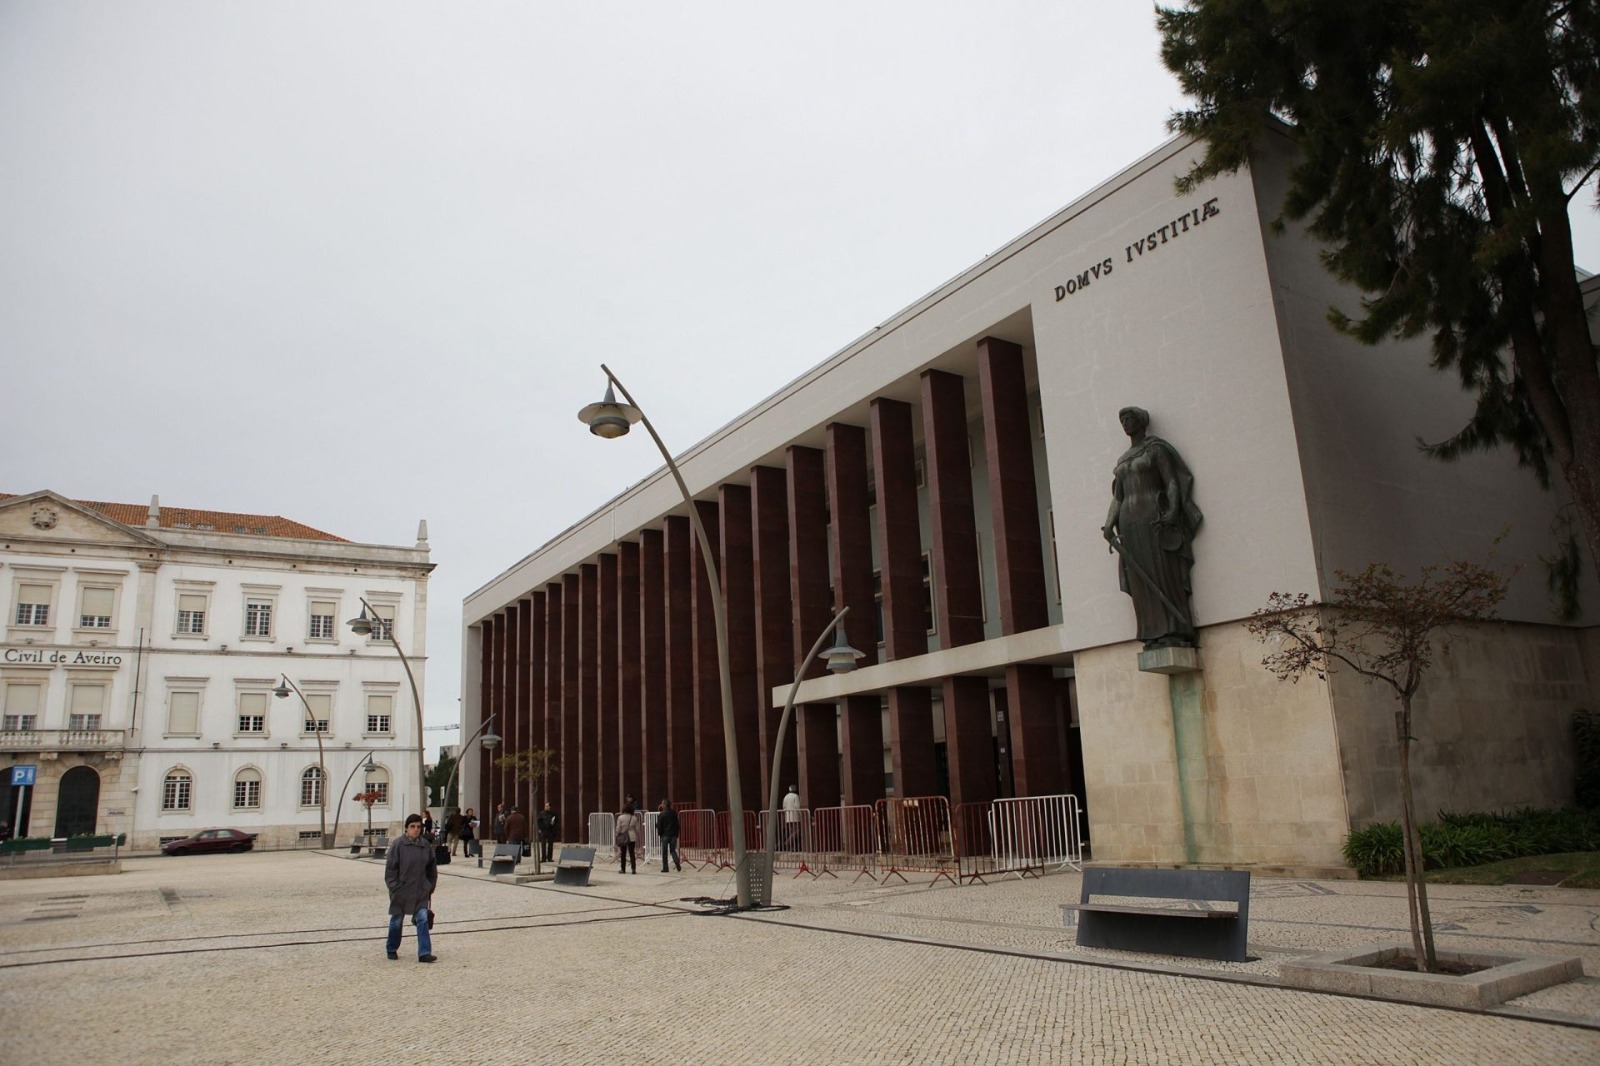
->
xmin=1 ymin=850 xmax=1597 ymax=1064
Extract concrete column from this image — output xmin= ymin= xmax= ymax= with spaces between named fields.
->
xmin=1006 ymin=663 xmax=1063 ymax=797
xmin=719 ymin=484 xmax=761 ymax=812
xmin=479 ymin=615 xmax=498 ymax=815
xmin=750 ymin=465 xmax=795 ymax=799
xmin=598 ymin=553 xmax=618 ymax=811
xmin=492 ymin=612 xmax=510 ymax=811
xmin=617 ymin=542 xmax=642 ymax=807
xmin=663 ymin=515 xmax=696 ymax=805
xmin=827 ymin=421 xmax=884 ymax=807
xmin=691 ymin=499 xmax=726 ymax=812
xmin=787 ymin=445 xmax=839 ymax=810
xmin=639 ymin=529 xmax=668 ymax=805
xmin=872 ymin=397 xmax=937 ymax=799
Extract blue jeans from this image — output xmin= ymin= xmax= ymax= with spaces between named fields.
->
xmin=661 ymin=836 xmax=679 ymax=870
xmin=386 ymin=907 xmax=432 ymax=957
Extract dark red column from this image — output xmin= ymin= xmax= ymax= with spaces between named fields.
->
xmin=977 ymin=336 xmax=1059 ymax=799
xmin=527 ymin=590 xmax=546 ymax=756
xmin=787 ymin=445 xmax=839 ymax=810
xmin=578 ymin=563 xmax=600 ymax=824
xmin=477 ymin=616 xmax=497 ymax=815
xmin=663 ymin=515 xmax=696 ymax=805
xmin=515 ymin=597 xmax=534 ymax=813
xmin=871 ymin=397 xmax=937 ymax=799
xmin=640 ymin=529 xmax=668 ymax=804
xmin=691 ymin=499 xmax=726 ymax=812
xmin=505 ymin=602 xmax=522 ymax=813
xmin=492 ymin=612 xmax=510 ymax=811
xmin=827 ymin=422 xmax=883 ymax=807
xmin=750 ymin=465 xmax=795 ymax=798
xmin=719 ymin=484 xmax=761 ymax=812
xmin=617 ymin=542 xmax=643 ymax=807
xmin=598 ymin=553 xmax=619 ymax=811
xmin=923 ymin=368 xmax=995 ymax=808
xmin=543 ymin=583 xmax=563 ymax=824
xmin=561 ymin=573 xmax=581 ymax=839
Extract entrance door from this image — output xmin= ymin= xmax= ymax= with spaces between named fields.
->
xmin=54 ymin=765 xmax=100 ymax=838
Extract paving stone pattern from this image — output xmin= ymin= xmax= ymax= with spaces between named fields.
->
xmin=0 ymin=851 xmax=1597 ymax=1064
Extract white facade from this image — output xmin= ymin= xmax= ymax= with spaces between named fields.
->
xmin=0 ymin=491 xmax=433 ymax=850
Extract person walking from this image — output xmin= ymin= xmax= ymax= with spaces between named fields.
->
xmin=492 ymin=803 xmax=508 ymax=844
xmin=781 ymin=785 xmax=803 ymax=850
xmin=460 ymin=808 xmax=478 ymax=858
xmin=420 ymin=811 xmax=436 ymax=842
xmin=505 ymin=806 xmax=529 ymax=856
xmin=445 ymin=808 xmax=463 ymax=856
xmin=656 ymin=799 xmax=681 ymax=873
xmin=384 ymin=814 xmax=438 ymax=963
xmin=615 ymin=804 xmax=640 ymax=874
xmin=536 ymin=801 xmax=558 ymax=863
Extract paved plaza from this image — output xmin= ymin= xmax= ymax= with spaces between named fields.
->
xmin=1 ymin=849 xmax=1598 ymax=1064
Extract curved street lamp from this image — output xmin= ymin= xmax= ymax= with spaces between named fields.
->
xmin=441 ymin=713 xmax=501 ymax=817
xmin=272 ymin=675 xmax=329 ymax=847
xmin=579 ymin=365 xmax=756 ymax=908
xmin=328 ymin=753 xmax=380 ymax=848
xmin=347 ymin=597 xmax=427 ymax=817
xmin=760 ymin=607 xmax=863 ymax=906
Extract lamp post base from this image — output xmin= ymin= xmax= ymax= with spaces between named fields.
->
xmin=747 ymin=853 xmax=774 ymax=909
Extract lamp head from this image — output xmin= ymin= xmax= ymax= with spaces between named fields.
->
xmin=271 ymin=680 xmax=291 ymax=700
xmin=347 ymin=608 xmax=373 ymax=636
xmin=822 ymin=622 xmax=865 ymax=674
xmin=362 ymin=755 xmax=378 ymax=774
xmin=481 ymin=728 xmax=502 ymax=751
xmin=577 ymin=382 xmax=642 ymax=440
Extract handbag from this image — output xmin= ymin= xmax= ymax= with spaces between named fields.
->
xmin=435 ymin=843 xmax=451 ymax=866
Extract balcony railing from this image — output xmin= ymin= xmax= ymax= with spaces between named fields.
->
xmin=0 ymin=729 xmax=127 ymax=753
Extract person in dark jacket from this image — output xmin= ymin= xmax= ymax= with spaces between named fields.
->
xmin=505 ymin=806 xmax=529 ymax=855
xmin=536 ymin=801 xmax=558 ymax=862
xmin=384 ymin=814 xmax=438 ymax=962
xmin=656 ymin=799 xmax=681 ymax=873
xmin=460 ymin=808 xmax=479 ymax=857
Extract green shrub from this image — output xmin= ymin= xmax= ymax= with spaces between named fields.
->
xmin=1344 ymin=821 xmax=1406 ymax=877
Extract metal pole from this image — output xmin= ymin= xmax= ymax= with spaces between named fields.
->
xmin=442 ymin=714 xmax=497 ymax=817
xmin=328 ymin=753 xmax=375 ymax=849
xmin=600 ymin=365 xmax=751 ymax=909
xmin=358 ymin=596 xmax=428 ymax=818
xmin=763 ymin=607 xmax=850 ymax=906
xmin=275 ymin=676 xmax=328 ymax=847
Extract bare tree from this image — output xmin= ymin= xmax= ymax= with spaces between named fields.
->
xmin=1245 ymin=559 xmax=1509 ymax=972
xmin=495 ymin=748 xmax=558 ymax=873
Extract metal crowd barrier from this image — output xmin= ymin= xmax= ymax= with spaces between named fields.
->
xmin=954 ymin=793 xmax=1085 ymax=884
xmin=809 ymin=804 xmax=879 ymax=881
xmin=757 ymin=807 xmax=814 ymax=873
xmin=876 ymin=796 xmax=956 ymax=886
xmin=676 ymin=808 xmax=719 ymax=870
xmin=587 ymin=812 xmax=614 ymax=852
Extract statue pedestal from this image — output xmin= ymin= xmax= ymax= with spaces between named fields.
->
xmin=1138 ymin=645 xmax=1201 ymax=675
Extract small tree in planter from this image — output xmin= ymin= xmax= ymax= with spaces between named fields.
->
xmin=494 ymin=748 xmax=558 ymax=873
xmin=1245 ymin=557 xmax=1508 ymax=973
xmin=353 ymin=788 xmax=383 ymax=841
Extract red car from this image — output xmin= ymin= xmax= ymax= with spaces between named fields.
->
xmin=160 ymin=828 xmax=258 ymax=855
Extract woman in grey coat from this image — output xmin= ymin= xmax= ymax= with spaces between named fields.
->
xmin=384 ymin=814 xmax=438 ymax=962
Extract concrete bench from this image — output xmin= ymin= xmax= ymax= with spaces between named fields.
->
xmin=489 ymin=843 xmax=522 ymax=876
xmin=1062 ymin=867 xmax=1251 ymax=962
xmin=368 ymin=835 xmax=389 ymax=859
xmin=552 ymin=845 xmax=596 ymax=887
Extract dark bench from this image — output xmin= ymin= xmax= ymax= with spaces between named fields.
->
xmin=489 ymin=842 xmax=521 ymax=876
xmin=368 ymin=834 xmax=389 ymax=859
xmin=1062 ymin=867 xmax=1251 ymax=962
xmin=348 ymin=834 xmax=366 ymax=856
xmin=552 ymin=845 xmax=595 ymax=887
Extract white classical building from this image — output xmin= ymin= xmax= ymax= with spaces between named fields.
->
xmin=0 ymin=491 xmax=433 ymax=850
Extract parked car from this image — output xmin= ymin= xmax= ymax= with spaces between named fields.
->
xmin=160 ymin=828 xmax=258 ymax=856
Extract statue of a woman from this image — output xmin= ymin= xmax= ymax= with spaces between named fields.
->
xmin=1101 ymin=407 xmax=1202 ymax=648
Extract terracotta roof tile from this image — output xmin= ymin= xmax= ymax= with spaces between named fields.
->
xmin=1 ymin=493 xmax=349 ymax=543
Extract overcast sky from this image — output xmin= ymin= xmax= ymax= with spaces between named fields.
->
xmin=5 ymin=3 xmax=1599 ymax=751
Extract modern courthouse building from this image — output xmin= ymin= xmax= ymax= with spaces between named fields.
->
xmin=0 ymin=491 xmax=433 ymax=850
xmin=463 ymin=127 xmax=1600 ymax=871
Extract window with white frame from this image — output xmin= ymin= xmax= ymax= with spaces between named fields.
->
xmin=175 ymin=591 xmax=208 ymax=636
xmin=78 ymin=586 xmax=116 ymax=629
xmin=167 ymin=689 xmax=201 ymax=735
xmin=302 ymin=692 xmax=332 ymax=735
xmin=233 ymin=768 xmax=262 ymax=809
xmin=68 ymin=683 xmax=105 ymax=730
xmin=244 ymin=598 xmax=273 ymax=638
xmin=237 ymin=691 xmax=268 ymax=734
xmin=13 ymin=582 xmax=52 ymax=627
xmin=307 ymin=599 xmax=337 ymax=641
xmin=366 ymin=603 xmax=396 ymax=643
xmin=2 ymin=682 xmax=42 ymax=731
xmin=300 ymin=766 xmax=324 ymax=807
xmin=163 ymin=769 xmax=192 ymax=811
xmin=365 ymin=692 xmax=393 ymax=735
xmin=365 ymin=766 xmax=390 ymax=804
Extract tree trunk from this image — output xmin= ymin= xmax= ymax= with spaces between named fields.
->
xmin=1395 ymin=701 xmax=1438 ymax=972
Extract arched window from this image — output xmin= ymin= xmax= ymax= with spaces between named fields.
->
xmin=364 ymin=765 xmax=390 ymax=805
xmin=300 ymin=766 xmax=323 ymax=808
xmin=233 ymin=767 xmax=262 ymax=810
xmin=163 ymin=769 xmax=192 ymax=811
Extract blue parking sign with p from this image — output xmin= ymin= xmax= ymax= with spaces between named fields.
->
xmin=10 ymin=765 xmax=35 ymax=786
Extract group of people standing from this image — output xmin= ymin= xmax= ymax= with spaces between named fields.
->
xmin=614 ymin=797 xmax=682 ymax=874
